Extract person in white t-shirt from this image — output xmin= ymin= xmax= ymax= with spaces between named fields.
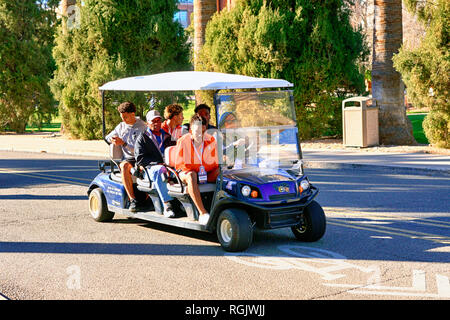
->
xmin=105 ymin=101 xmax=147 ymax=212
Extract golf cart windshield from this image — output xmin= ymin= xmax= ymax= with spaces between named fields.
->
xmin=215 ymin=90 xmax=301 ymax=173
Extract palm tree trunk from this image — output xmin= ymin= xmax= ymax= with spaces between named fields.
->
xmin=372 ymin=0 xmax=416 ymax=145
xmin=61 ymin=0 xmax=77 ymax=16
xmin=193 ymin=0 xmax=217 ymax=105
xmin=193 ymin=0 xmax=217 ymax=70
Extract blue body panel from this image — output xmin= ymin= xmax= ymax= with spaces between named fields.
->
xmin=88 ymin=172 xmax=127 ymax=209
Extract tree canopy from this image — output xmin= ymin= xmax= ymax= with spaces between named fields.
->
xmin=51 ymin=0 xmax=192 ymax=139
xmin=0 ymin=0 xmax=59 ymax=132
xmin=197 ymin=0 xmax=368 ymax=139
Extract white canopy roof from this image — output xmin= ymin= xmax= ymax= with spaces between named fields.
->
xmin=99 ymin=71 xmax=293 ymax=91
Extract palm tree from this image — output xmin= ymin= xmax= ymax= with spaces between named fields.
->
xmin=193 ymin=0 xmax=217 ymax=69
xmin=61 ymin=0 xmax=77 ymax=16
xmin=372 ymin=0 xmax=416 ymax=145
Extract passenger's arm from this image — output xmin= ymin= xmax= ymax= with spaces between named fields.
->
xmin=134 ymin=134 xmax=149 ymax=168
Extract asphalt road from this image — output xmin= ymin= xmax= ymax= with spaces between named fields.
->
xmin=0 ymin=150 xmax=449 ymax=301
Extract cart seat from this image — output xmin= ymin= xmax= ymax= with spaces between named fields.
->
xmin=164 ymin=145 xmax=177 ymax=168
xmin=167 ymin=182 xmax=216 ymax=194
xmin=135 ymin=168 xmax=155 ymax=192
xmin=109 ymin=144 xmax=137 ymax=183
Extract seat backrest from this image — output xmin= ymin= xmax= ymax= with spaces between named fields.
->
xmin=110 ymin=144 xmax=123 ymax=161
xmin=164 ymin=146 xmax=176 ymax=168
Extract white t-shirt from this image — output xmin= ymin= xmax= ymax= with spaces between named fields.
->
xmin=106 ymin=117 xmax=147 ymax=160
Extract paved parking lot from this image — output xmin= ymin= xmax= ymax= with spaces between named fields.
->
xmin=1 ymin=151 xmax=449 ymax=300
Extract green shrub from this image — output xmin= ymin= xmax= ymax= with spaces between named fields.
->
xmin=422 ymin=111 xmax=450 ymax=148
xmin=393 ymin=0 xmax=449 ymax=148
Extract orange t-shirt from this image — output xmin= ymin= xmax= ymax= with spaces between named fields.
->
xmin=174 ymin=133 xmax=219 ymax=173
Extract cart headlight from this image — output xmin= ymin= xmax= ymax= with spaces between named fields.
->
xmin=241 ymin=185 xmax=251 ymax=197
xmin=299 ymin=180 xmax=310 ymax=194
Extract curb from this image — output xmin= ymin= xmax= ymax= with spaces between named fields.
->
xmin=303 ymin=160 xmax=450 ymax=177
xmin=0 ymin=147 xmax=107 ymax=159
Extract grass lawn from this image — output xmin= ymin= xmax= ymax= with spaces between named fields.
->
xmin=407 ymin=113 xmax=429 ymax=144
xmin=25 ymin=122 xmax=61 ymax=132
xmin=24 ymin=101 xmax=198 ymax=134
xmin=25 ymin=115 xmax=61 ymax=133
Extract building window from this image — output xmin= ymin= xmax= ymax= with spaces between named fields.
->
xmin=174 ymin=10 xmax=189 ymax=28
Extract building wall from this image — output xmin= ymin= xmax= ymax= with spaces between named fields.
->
xmin=176 ymin=0 xmax=194 ymax=28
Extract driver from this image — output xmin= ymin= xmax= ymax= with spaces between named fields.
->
xmin=105 ymin=101 xmax=147 ymax=212
xmin=219 ymin=112 xmax=246 ymax=169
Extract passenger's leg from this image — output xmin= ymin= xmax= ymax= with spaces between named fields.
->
xmin=179 ymin=171 xmax=208 ymax=215
xmin=148 ymin=165 xmax=173 ymax=203
xmin=120 ymin=161 xmax=135 ymax=200
xmin=148 ymin=165 xmax=174 ymax=217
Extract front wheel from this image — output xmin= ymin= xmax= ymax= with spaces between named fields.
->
xmin=291 ymin=200 xmax=326 ymax=242
xmin=216 ymin=208 xmax=253 ymax=252
xmin=88 ymin=188 xmax=115 ymax=222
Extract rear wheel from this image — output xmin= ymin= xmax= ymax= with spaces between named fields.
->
xmin=291 ymin=200 xmax=326 ymax=242
xmin=216 ymin=208 xmax=253 ymax=252
xmin=88 ymin=188 xmax=115 ymax=222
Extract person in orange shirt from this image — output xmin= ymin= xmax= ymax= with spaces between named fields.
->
xmin=174 ymin=114 xmax=219 ymax=225
xmin=161 ymin=103 xmax=184 ymax=141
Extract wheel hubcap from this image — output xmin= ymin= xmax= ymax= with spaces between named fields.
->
xmin=220 ymin=219 xmax=233 ymax=243
xmin=89 ymin=194 xmax=99 ymax=217
xmin=296 ymin=217 xmax=307 ymax=233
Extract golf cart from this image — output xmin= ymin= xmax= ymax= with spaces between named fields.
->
xmin=87 ymin=71 xmax=326 ymax=252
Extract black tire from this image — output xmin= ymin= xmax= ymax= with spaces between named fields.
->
xmin=291 ymin=200 xmax=326 ymax=242
xmin=216 ymin=208 xmax=253 ymax=252
xmin=88 ymin=188 xmax=115 ymax=222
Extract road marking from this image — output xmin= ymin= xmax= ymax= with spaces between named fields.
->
xmin=226 ymin=246 xmax=374 ymax=281
xmin=426 ymin=246 xmax=450 ymax=252
xmin=324 ymin=207 xmax=450 ymax=228
xmin=325 ymin=271 xmax=450 ymax=298
xmin=328 ymin=220 xmax=450 ymax=245
xmin=0 ymin=168 xmax=89 ymax=187
xmin=0 ymin=293 xmax=8 ymax=300
xmin=6 ymin=170 xmax=92 ymax=182
xmin=324 ymin=208 xmax=450 ymax=244
xmin=227 ymin=246 xmax=450 ymax=299
xmin=0 ymin=168 xmax=94 ymax=181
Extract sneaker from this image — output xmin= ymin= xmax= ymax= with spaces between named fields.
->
xmin=163 ymin=202 xmax=175 ymax=218
xmin=198 ymin=213 xmax=210 ymax=225
xmin=129 ymin=199 xmax=139 ymax=212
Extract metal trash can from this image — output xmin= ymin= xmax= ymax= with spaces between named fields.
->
xmin=342 ymin=96 xmax=379 ymax=147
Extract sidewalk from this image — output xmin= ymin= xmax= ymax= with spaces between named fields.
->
xmin=1 ymin=132 xmax=449 ymax=176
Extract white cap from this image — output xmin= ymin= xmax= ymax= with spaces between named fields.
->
xmin=146 ymin=110 xmax=162 ymax=122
